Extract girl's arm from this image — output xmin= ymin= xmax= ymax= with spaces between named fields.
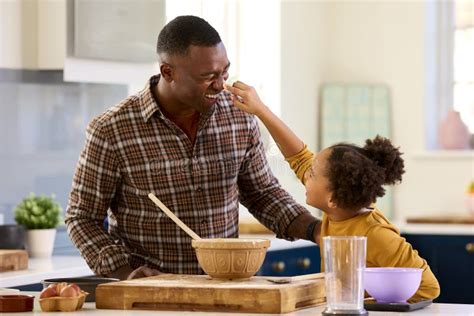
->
xmin=225 ymin=81 xmax=304 ymax=158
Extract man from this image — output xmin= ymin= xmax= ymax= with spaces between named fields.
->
xmin=65 ymin=15 xmax=321 ymax=280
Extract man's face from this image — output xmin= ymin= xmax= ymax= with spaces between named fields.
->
xmin=168 ymin=42 xmax=230 ymax=113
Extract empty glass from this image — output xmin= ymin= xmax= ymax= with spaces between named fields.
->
xmin=322 ymin=236 xmax=368 ymax=316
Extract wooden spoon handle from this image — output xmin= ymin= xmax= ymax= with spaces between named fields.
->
xmin=148 ymin=193 xmax=201 ymax=240
xmin=290 ymin=273 xmax=325 ymax=281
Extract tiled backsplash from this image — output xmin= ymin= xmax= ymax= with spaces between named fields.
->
xmin=0 ymin=70 xmax=127 ymax=223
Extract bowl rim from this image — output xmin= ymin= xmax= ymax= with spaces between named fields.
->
xmin=192 ymin=238 xmax=270 ymax=249
xmin=365 ymin=267 xmax=423 ymax=273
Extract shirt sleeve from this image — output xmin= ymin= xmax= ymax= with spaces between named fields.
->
xmin=284 ymin=145 xmax=315 ymax=184
xmin=65 ymin=117 xmax=130 ymax=275
xmin=237 ymin=117 xmax=309 ymax=240
xmin=367 ymin=226 xmax=441 ymax=301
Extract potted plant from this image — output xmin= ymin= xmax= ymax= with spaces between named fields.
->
xmin=14 ymin=193 xmax=62 ymax=258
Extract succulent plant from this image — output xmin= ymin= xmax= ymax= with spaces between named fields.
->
xmin=14 ymin=193 xmax=62 ymax=229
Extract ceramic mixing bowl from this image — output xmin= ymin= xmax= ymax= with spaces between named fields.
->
xmin=192 ymin=238 xmax=270 ymax=279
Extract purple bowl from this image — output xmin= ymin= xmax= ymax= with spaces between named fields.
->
xmin=364 ymin=268 xmax=422 ymax=303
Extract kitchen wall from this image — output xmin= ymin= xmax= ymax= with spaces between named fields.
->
xmin=278 ymin=1 xmax=473 ymax=221
xmin=0 ymin=70 xmax=127 ymax=224
xmin=2 ymin=1 xmax=471 ymax=223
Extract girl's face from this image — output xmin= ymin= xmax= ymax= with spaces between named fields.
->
xmin=304 ymin=148 xmax=334 ymax=211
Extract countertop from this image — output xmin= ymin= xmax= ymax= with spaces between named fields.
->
xmin=2 ymin=292 xmax=474 ymax=316
xmin=0 ymin=238 xmax=312 ymax=288
xmin=1 ymin=222 xmax=472 ymax=288
xmin=239 ymin=218 xmax=474 ymax=236
xmin=0 ymin=256 xmax=93 ymax=288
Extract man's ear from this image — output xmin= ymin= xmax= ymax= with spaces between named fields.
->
xmin=160 ymin=63 xmax=174 ymax=82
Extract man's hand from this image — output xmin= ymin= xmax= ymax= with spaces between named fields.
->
xmin=127 ymin=266 xmax=162 ymax=280
xmin=106 ymin=265 xmax=161 ymax=280
xmin=287 ymin=212 xmax=321 ymax=245
xmin=313 ymin=220 xmax=321 ymax=245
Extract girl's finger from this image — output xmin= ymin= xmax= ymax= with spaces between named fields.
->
xmin=231 ymin=95 xmax=246 ymax=110
xmin=232 ymin=80 xmax=249 ymax=90
xmin=224 ymin=83 xmax=244 ymax=97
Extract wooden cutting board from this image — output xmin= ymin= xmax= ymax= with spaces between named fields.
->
xmin=96 ymin=273 xmax=326 ymax=314
xmin=0 ymin=250 xmax=28 ymax=272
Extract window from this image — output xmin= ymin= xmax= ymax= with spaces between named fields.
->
xmin=426 ymin=0 xmax=473 ymax=149
xmin=165 ymin=0 xmax=281 ymax=115
xmin=453 ymin=0 xmax=474 ymax=133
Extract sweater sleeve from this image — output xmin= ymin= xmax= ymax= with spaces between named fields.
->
xmin=367 ymin=226 xmax=440 ymax=301
xmin=284 ymin=145 xmax=315 ymax=184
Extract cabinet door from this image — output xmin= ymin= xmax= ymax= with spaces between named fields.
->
xmin=72 ymin=0 xmax=165 ymax=63
xmin=403 ymin=234 xmax=474 ymax=304
xmin=0 ymin=0 xmax=66 ymax=69
xmin=257 ymin=245 xmax=321 ymax=276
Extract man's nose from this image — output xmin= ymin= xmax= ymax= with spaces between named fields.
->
xmin=212 ymin=76 xmax=225 ymax=91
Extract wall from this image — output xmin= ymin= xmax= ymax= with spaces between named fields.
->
xmin=274 ymin=1 xmax=327 ymax=213
xmin=278 ymin=1 xmax=473 ymax=220
xmin=0 ymin=71 xmax=128 ymax=224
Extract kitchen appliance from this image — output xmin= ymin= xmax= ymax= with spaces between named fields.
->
xmin=96 ymin=273 xmax=326 ymax=313
xmin=364 ymin=298 xmax=432 ymax=312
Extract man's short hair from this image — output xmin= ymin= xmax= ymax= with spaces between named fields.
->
xmin=157 ymin=15 xmax=222 ymax=56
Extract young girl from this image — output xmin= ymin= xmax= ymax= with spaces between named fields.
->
xmin=225 ymin=81 xmax=440 ymax=301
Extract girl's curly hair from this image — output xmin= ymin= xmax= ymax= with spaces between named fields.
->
xmin=326 ymin=135 xmax=405 ymax=211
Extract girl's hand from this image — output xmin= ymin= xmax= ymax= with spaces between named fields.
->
xmin=224 ymin=81 xmax=267 ymax=117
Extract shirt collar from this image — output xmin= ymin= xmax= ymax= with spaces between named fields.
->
xmin=139 ymin=75 xmax=165 ymax=123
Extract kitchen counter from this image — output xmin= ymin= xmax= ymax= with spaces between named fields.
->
xmin=240 ymin=218 xmax=474 ymax=236
xmin=2 ymin=223 xmax=471 ymax=289
xmin=2 ymin=292 xmax=474 ymax=315
xmin=0 ymin=256 xmax=93 ymax=288
xmin=398 ymin=223 xmax=474 ymax=235
xmin=0 ymin=238 xmax=311 ymax=288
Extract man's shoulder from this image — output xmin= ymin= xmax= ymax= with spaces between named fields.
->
xmin=89 ymin=94 xmax=141 ymax=131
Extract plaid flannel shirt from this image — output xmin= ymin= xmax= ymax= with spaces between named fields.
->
xmin=65 ymin=75 xmax=308 ymax=275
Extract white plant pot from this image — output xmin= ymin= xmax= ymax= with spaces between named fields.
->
xmin=25 ymin=228 xmax=56 ymax=258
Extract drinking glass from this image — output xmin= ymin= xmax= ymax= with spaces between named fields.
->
xmin=322 ymin=236 xmax=368 ymax=315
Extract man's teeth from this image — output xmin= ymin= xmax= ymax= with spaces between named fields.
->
xmin=205 ymin=93 xmax=219 ymax=99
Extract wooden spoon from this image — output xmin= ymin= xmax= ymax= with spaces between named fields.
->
xmin=148 ymin=193 xmax=202 ymax=241
xmin=266 ymin=273 xmax=324 ymax=284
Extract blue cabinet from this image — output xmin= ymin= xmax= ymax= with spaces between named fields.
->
xmin=403 ymin=234 xmax=474 ymax=304
xmin=257 ymin=245 xmax=321 ymax=276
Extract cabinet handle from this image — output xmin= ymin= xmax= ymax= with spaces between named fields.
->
xmin=272 ymin=261 xmax=286 ymax=273
xmin=297 ymin=258 xmax=311 ymax=269
xmin=466 ymin=242 xmax=474 ymax=254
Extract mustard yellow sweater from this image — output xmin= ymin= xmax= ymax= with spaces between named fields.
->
xmin=286 ymin=146 xmax=440 ymax=301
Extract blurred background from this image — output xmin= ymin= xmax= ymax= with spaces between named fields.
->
xmin=0 ymin=0 xmax=472 ymax=224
